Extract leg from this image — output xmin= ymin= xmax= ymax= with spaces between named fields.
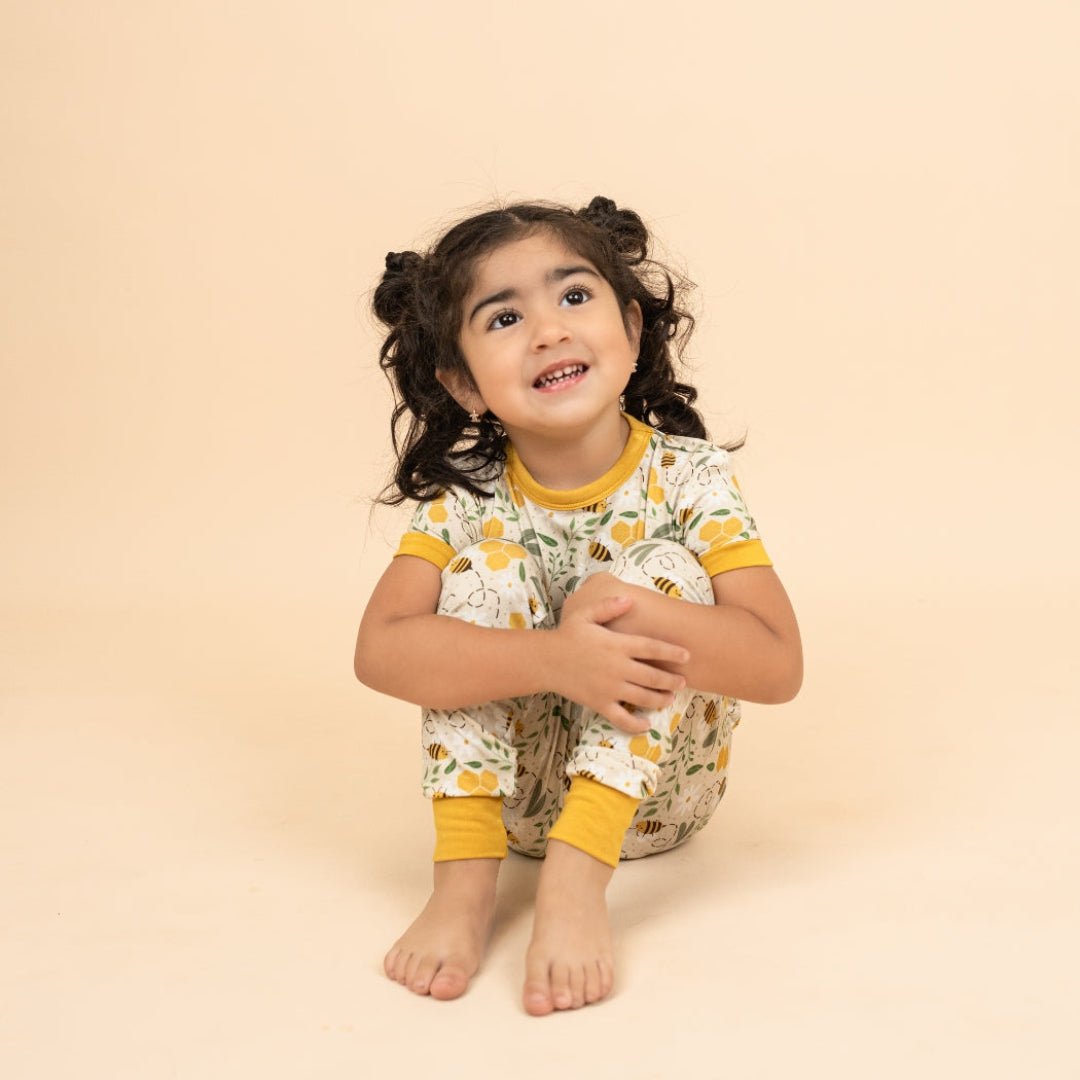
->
xmin=576 ymin=539 xmax=736 ymax=859
xmin=522 ymin=541 xmax=731 ymax=1013
xmin=386 ymin=540 xmax=552 ymax=1000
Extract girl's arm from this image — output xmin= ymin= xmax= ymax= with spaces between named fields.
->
xmin=565 ymin=565 xmax=803 ymax=705
xmin=354 ymin=555 xmax=692 ymax=729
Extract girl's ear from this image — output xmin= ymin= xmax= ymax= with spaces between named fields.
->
xmin=436 ymin=368 xmax=487 ymax=417
xmin=624 ymin=300 xmax=643 ymax=352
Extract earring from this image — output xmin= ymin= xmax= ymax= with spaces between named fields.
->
xmin=469 ymin=410 xmax=480 ymax=423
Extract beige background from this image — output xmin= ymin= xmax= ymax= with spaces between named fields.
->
xmin=3 ymin=1 xmax=1078 ymax=1076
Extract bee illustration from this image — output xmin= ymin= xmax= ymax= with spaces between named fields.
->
xmin=528 ymin=597 xmax=539 ymax=615
xmin=582 ymin=499 xmax=607 ymax=514
xmin=506 ymin=831 xmax=520 ymax=846
xmin=426 ymin=743 xmax=450 ymax=760
xmin=635 ymin=819 xmax=665 ymax=836
xmin=448 ymin=556 xmax=472 ymax=573
xmin=516 ymin=762 xmax=527 ymax=778
xmin=652 ymin=577 xmax=683 ymax=598
xmin=597 ymin=739 xmax=614 ymax=749
xmin=677 ymin=507 xmax=695 ymax=525
xmin=661 ymin=451 xmax=676 ymax=468
xmin=576 ymin=769 xmax=599 ymax=782
xmin=588 ymin=541 xmax=613 ymax=562
xmin=703 ymin=699 xmax=718 ymax=726
xmin=431 ymin=791 xmax=447 ymax=800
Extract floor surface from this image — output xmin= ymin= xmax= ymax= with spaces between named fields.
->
xmin=4 ymin=588 xmax=1076 ymax=1079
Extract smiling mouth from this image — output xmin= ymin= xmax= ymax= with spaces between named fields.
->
xmin=534 ymin=364 xmax=588 ymax=389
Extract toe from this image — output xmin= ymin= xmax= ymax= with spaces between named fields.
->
xmin=410 ymin=953 xmax=440 ymax=995
xmin=383 ymin=945 xmax=403 ymax=982
xmin=568 ymin=965 xmax=587 ymax=1009
xmin=583 ymin=960 xmax=604 ymax=1004
xmin=523 ymin=955 xmax=555 ymax=1016
xmin=550 ymin=961 xmax=575 ymax=1011
xmin=429 ymin=962 xmax=470 ymax=1001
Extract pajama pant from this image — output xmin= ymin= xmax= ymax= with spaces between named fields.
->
xmin=421 ymin=539 xmax=739 ymax=865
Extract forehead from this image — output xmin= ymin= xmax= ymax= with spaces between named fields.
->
xmin=465 ymin=232 xmax=599 ymax=297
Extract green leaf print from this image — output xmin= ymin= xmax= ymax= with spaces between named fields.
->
xmin=599 ymin=510 xmax=613 ymax=526
xmin=444 ymin=761 xmax=456 ymax=774
xmin=702 ymin=727 xmax=717 ymax=749
xmin=713 ymin=509 xmax=731 ymax=517
xmin=464 ymin=761 xmax=482 ymax=769
xmin=523 ymin=777 xmax=546 ymax=817
xmin=539 ymin=533 xmax=558 ymax=547
xmin=518 ymin=561 xmax=526 ymax=582
xmin=687 ymin=512 xmax=703 ymax=532
xmin=619 ymin=511 xmax=638 ymax=519
xmin=642 ymin=806 xmax=658 ymax=818
xmin=685 ymin=764 xmax=704 ymax=775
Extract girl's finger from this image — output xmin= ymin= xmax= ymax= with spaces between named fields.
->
xmin=628 ymin=635 xmax=690 ymax=666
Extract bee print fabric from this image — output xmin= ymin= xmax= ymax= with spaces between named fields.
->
xmin=398 ymin=416 xmax=775 ymax=859
xmin=396 ymin=415 xmax=773 ymax=599
xmin=422 ymin=538 xmax=741 ymax=859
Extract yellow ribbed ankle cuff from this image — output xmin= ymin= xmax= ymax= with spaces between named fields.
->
xmin=547 ymin=776 xmax=640 ymax=868
xmin=432 ymin=796 xmax=508 ymax=862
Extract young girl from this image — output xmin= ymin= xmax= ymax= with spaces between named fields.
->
xmin=354 ymin=196 xmax=802 ymax=1016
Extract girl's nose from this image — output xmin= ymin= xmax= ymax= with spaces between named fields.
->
xmin=530 ymin=311 xmax=571 ymax=349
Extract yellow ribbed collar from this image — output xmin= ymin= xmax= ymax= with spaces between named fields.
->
xmin=505 ymin=415 xmax=654 ymax=510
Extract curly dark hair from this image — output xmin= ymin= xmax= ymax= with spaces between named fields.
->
xmin=373 ymin=195 xmax=730 ymax=506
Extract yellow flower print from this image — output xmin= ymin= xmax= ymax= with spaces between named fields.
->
xmin=647 ymin=467 xmax=664 ymax=504
xmin=699 ymin=517 xmax=744 ymax=544
xmin=610 ymin=519 xmax=646 ymax=547
xmin=457 ymin=769 xmax=499 ymax=795
xmin=427 ymin=492 xmax=449 ymax=524
xmin=628 ymin=735 xmax=662 ymax=764
xmin=716 ymin=744 xmax=730 ymax=770
xmin=482 ymin=517 xmax=505 ymax=538
xmin=478 ymin=539 xmax=527 ymax=571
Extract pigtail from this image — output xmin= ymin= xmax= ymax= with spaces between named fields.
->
xmin=374 ymin=250 xmax=502 ymax=506
xmin=579 ymin=196 xmax=649 ymax=265
xmin=577 ymin=196 xmax=712 ymax=444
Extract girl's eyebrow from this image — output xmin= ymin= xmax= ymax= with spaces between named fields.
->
xmin=466 ymin=265 xmax=599 ymax=325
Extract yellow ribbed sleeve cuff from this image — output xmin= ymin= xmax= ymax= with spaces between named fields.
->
xmin=432 ymin=796 xmax=508 ymax=862
xmin=700 ymin=537 xmax=772 ymax=577
xmin=547 ymin=776 xmax=640 ymax=868
xmin=395 ymin=532 xmax=457 ymax=571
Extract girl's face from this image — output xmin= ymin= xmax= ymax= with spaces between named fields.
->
xmin=443 ymin=231 xmax=642 ymax=453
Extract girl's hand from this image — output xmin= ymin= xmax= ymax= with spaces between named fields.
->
xmin=548 ymin=573 xmax=690 ymax=734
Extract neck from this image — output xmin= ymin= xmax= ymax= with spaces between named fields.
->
xmin=507 ymin=411 xmax=630 ymax=491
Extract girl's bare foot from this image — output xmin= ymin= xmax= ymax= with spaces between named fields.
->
xmin=523 ymin=840 xmax=616 ymax=1016
xmin=384 ymin=858 xmax=500 ymax=1000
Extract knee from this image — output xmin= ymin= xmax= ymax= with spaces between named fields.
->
xmin=609 ymin=540 xmax=713 ymax=606
xmin=436 ymin=540 xmax=549 ymax=626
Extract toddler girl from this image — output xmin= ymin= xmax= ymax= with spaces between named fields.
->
xmin=354 ymin=196 xmax=802 ymax=1016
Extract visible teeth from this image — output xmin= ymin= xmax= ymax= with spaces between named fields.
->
xmin=535 ymin=365 xmax=585 ymax=388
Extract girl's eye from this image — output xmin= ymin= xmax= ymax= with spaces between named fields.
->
xmin=562 ymin=287 xmax=590 ymax=306
xmin=489 ymin=310 xmax=520 ymax=330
